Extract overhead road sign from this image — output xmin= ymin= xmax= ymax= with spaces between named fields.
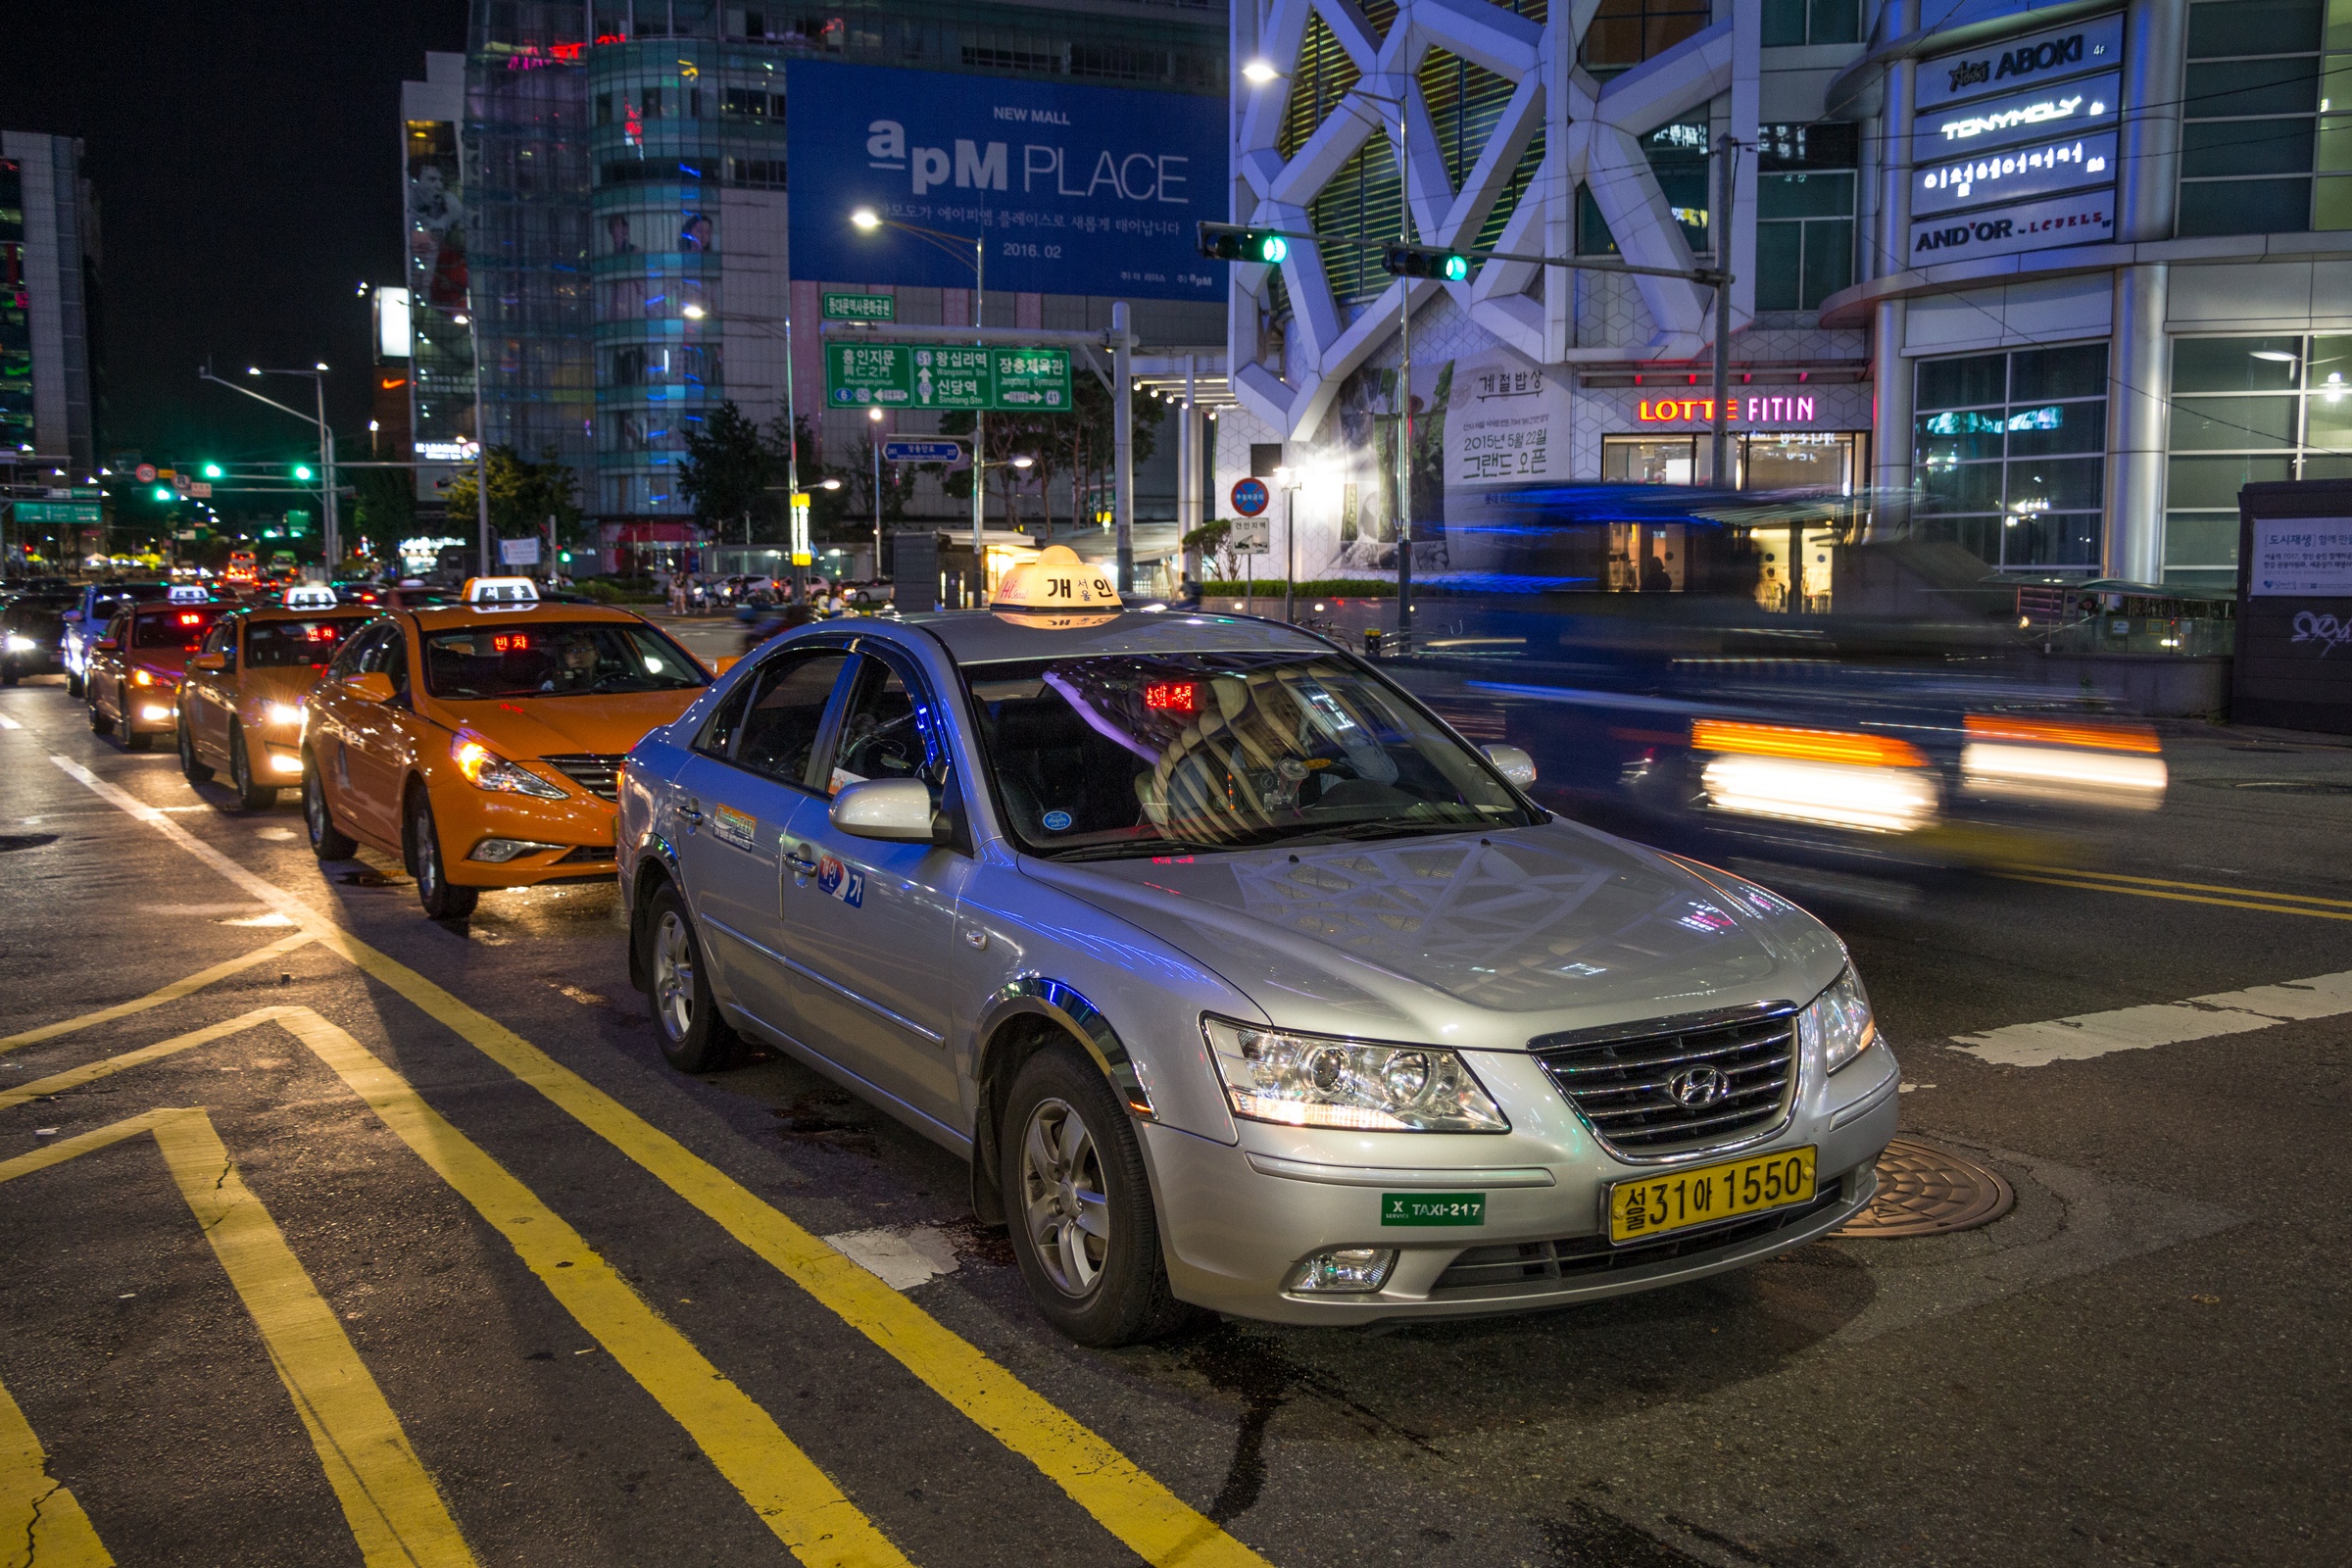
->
xmin=13 ymin=501 xmax=102 ymax=524
xmin=881 ymin=439 xmax=965 ymax=463
xmin=822 ymin=292 xmax=895 ymax=322
xmin=825 ymin=343 xmax=1070 ymax=412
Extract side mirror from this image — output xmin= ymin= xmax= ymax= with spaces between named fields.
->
xmin=830 ymin=777 xmax=945 ymax=845
xmin=344 ymin=671 xmax=397 ymax=704
xmin=94 ymin=637 xmax=118 ymax=653
xmin=189 ymin=653 xmax=226 ymax=673
xmin=1484 ymin=743 xmax=1537 ymax=788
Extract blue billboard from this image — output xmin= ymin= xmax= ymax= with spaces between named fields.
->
xmin=786 ymin=61 xmax=1226 ymax=303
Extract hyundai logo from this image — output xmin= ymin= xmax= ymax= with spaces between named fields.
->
xmin=1667 ymin=1065 xmax=1730 ymax=1108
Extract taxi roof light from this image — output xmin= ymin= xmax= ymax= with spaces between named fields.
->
xmin=168 ymin=585 xmax=211 ymax=605
xmin=283 ymin=584 xmax=340 ymax=610
xmin=1690 ymin=717 xmax=1927 ymax=769
xmin=462 ymin=576 xmax=540 ymax=606
xmin=991 ymin=545 xmax=1120 ymax=616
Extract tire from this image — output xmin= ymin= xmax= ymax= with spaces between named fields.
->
xmin=228 ymin=722 xmax=276 ymax=810
xmin=302 ymin=755 xmax=358 ymax=859
xmin=87 ymin=687 xmax=113 ymax=736
xmin=638 ymin=883 xmax=740 ymax=1072
xmin=66 ymin=669 xmax=82 ymax=698
xmin=177 ymin=713 xmax=215 ymax=784
xmin=407 ymin=789 xmax=478 ymax=920
xmin=999 ymin=1045 xmax=1192 ymax=1347
xmin=123 ymin=724 xmax=153 ymax=752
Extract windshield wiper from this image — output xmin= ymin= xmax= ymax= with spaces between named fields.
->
xmin=1042 ymin=837 xmax=1250 ymax=862
xmin=1275 ymin=818 xmax=1488 ymax=847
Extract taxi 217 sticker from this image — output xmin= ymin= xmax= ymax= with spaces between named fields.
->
xmin=815 ymin=854 xmax=864 ymax=908
xmin=1382 ymin=1193 xmax=1486 ymax=1226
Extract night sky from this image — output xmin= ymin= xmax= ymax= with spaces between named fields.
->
xmin=6 ymin=1 xmax=469 ymax=469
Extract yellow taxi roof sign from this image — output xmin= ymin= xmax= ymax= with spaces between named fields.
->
xmin=462 ymin=576 xmax=540 ymax=606
xmin=991 ymin=545 xmax=1119 ymax=613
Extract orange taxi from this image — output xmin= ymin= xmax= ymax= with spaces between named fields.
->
xmin=300 ymin=577 xmax=716 ymax=918
xmin=176 ymin=584 xmax=378 ymax=809
xmin=84 ymin=589 xmax=229 ymax=752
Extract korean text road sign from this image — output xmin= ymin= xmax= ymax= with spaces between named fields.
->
xmin=827 ymin=342 xmax=1071 ymax=413
xmin=989 ymin=348 xmax=1070 ymax=410
xmin=827 ymin=343 xmax=914 ymax=407
xmin=1230 ymin=477 xmax=1270 ymax=516
xmin=881 ymin=439 xmax=965 ymax=464
xmin=822 ymin=292 xmax=896 ymax=322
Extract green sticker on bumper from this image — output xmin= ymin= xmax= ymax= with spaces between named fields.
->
xmin=1382 ymin=1193 xmax=1486 ymax=1226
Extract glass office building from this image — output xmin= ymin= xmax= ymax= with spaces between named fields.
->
xmin=0 ymin=131 xmax=99 ymax=484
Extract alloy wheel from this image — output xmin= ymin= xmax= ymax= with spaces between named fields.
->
xmin=1018 ymin=1097 xmax=1110 ymax=1298
xmin=652 ymin=909 xmax=696 ymax=1043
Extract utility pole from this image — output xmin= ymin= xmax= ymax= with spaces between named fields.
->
xmin=971 ymin=237 xmax=986 ymax=604
xmin=469 ymin=316 xmax=492 ymax=576
xmin=1710 ymin=132 xmax=1737 ymax=490
xmin=1112 ymin=301 xmax=1134 ymax=595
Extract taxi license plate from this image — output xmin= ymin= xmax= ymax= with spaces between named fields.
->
xmin=1606 ymin=1147 xmax=1816 ymax=1246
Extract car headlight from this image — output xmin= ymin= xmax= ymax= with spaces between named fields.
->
xmin=1202 ymin=1017 xmax=1509 ymax=1132
xmin=263 ymin=701 xmax=304 ymax=727
xmin=451 ymin=736 xmax=567 ymax=799
xmin=1799 ymin=966 xmax=1877 ymax=1075
xmin=4 ymin=634 xmax=35 ymax=653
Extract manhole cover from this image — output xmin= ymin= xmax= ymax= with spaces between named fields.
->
xmin=1836 ymin=1137 xmax=2015 ymax=1238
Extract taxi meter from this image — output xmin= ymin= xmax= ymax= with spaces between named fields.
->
xmin=991 ymin=546 xmax=1119 ymax=614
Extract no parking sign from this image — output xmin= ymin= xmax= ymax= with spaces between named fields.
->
xmin=1230 ymin=477 xmax=1269 ymax=516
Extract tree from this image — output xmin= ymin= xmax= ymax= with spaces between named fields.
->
xmin=1182 ymin=517 xmax=1240 ymax=581
xmin=934 ymin=379 xmax=1164 ymax=537
xmin=442 ymin=446 xmax=582 ymax=541
xmin=761 ymin=414 xmax=858 ymax=541
xmin=348 ymin=466 xmax=416 ymax=567
xmin=847 ymin=431 xmax=916 ymax=526
xmin=678 ymin=402 xmax=775 ymax=529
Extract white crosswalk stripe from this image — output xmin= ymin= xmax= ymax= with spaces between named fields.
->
xmin=1951 ymin=970 xmax=2352 ymax=1066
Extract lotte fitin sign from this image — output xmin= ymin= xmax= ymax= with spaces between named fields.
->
xmin=1636 ymin=395 xmax=1818 ymax=424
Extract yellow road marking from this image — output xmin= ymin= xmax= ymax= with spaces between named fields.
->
xmin=0 ymin=1362 xmax=112 ymax=1568
xmin=0 ymin=1007 xmax=296 ymax=1112
xmin=48 ymin=752 xmax=1274 ymax=1568
xmin=0 ymin=1107 xmax=473 ymax=1568
xmin=1995 ymin=872 xmax=2352 ymax=922
xmin=0 ymin=933 xmax=315 ymax=1053
xmin=2003 ymin=863 xmax=2352 ymax=909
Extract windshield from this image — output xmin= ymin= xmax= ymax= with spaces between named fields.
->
xmin=247 ymin=617 xmax=361 ymax=668
xmin=422 ymin=621 xmax=706 ymax=700
xmin=133 ymin=607 xmax=224 ymax=650
xmin=963 ymin=652 xmax=1537 ymax=858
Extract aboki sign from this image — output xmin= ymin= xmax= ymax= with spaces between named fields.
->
xmin=1914 ymin=13 xmax=2125 ymax=114
xmin=1637 ymin=395 xmax=1818 ymax=424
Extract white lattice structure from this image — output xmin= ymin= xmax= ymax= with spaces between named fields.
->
xmin=1228 ymin=0 xmax=1759 ymax=438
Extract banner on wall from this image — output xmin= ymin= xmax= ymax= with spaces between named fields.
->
xmin=786 ymin=61 xmax=1225 ymax=301
xmin=1444 ymin=349 xmax=1572 ymax=490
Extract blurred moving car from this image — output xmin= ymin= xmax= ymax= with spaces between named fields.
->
xmin=300 ymin=577 xmax=714 ymax=918
xmin=1 ymin=588 xmax=77 ymax=685
xmin=84 ymin=589 xmax=227 ymax=752
xmin=61 ymin=581 xmax=172 ymax=695
xmin=615 ymin=547 xmax=1897 ymax=1344
xmin=177 ymin=584 xmax=379 ymax=808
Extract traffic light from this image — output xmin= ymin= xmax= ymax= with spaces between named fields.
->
xmin=1198 ymin=222 xmax=1289 ymax=265
xmin=201 ymin=462 xmax=223 ymax=479
xmin=292 ymin=463 xmax=315 ymax=482
xmin=1382 ymin=245 xmax=1470 ymax=282
xmin=151 ymin=486 xmax=172 ymax=503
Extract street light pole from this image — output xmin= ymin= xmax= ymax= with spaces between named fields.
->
xmin=973 ymin=235 xmax=986 ymax=603
xmin=197 ymin=363 xmax=339 ymax=575
xmin=1710 ymin=133 xmax=1737 ymax=490
xmin=868 ymin=406 xmax=884 ymax=582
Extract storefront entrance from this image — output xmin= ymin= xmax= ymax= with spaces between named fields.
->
xmin=1601 ymin=430 xmax=1867 ymax=491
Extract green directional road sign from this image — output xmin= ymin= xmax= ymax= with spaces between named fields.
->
xmin=11 ymin=501 xmax=102 ymax=524
xmin=827 ymin=342 xmax=1071 ymax=412
xmin=826 ymin=342 xmax=915 ymax=407
xmin=822 ymin=292 xmax=895 ymax=322
xmin=990 ymin=348 xmax=1071 ymax=410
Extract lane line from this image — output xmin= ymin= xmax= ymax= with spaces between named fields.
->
xmin=0 ymin=1364 xmax=112 ymax=1568
xmin=50 ymin=751 xmax=1279 ymax=1568
xmin=2005 ymin=863 xmax=2352 ymax=909
xmin=0 ymin=714 xmax=23 ymax=730
xmin=0 ymin=933 xmax=315 ymax=1053
xmin=1951 ymin=968 xmax=2352 ymax=1066
xmin=1992 ymin=871 xmax=2352 ymax=923
xmin=0 ymin=1108 xmax=474 ymax=1567
xmin=0 ymin=1007 xmax=297 ymax=1111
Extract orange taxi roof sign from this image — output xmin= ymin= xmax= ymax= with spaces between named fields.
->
xmin=991 ymin=545 xmax=1119 ymax=612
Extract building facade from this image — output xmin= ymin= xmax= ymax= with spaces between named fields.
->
xmin=1216 ymin=0 xmax=2352 ymax=595
xmin=451 ymin=0 xmax=1227 ymax=571
xmin=1 ymin=130 xmax=100 ymax=484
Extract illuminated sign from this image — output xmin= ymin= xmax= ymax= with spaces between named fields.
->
xmin=1915 ymin=131 xmax=2114 ymax=218
xmin=1910 ymin=188 xmax=2114 ymax=264
xmin=1143 ymin=680 xmax=1199 ymax=713
xmin=374 ymin=286 xmax=412 ymax=360
xmin=1636 ymin=396 xmax=1818 ymax=424
xmin=414 ymin=440 xmax=471 ymax=463
xmin=1915 ymin=14 xmax=2124 ymax=113
xmin=1919 ymin=72 xmax=2119 ymax=155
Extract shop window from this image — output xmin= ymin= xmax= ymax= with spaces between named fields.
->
xmin=2163 ymin=333 xmax=2352 ymax=576
xmin=2179 ymin=0 xmax=2352 ymax=235
xmin=1761 ymin=0 xmax=1861 ymax=47
xmin=1912 ymin=344 xmax=2109 ymax=570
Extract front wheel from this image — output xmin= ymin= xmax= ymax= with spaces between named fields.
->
xmin=638 ymin=884 xmax=739 ymax=1072
xmin=87 ymin=687 xmax=113 ymax=736
xmin=178 ymin=712 xmax=215 ymax=784
xmin=66 ymin=669 xmax=83 ymax=698
xmin=1000 ymin=1045 xmax=1192 ymax=1347
xmin=228 ymin=722 xmax=276 ymax=810
xmin=303 ymin=756 xmax=358 ymax=859
xmin=406 ymin=790 xmax=478 ymax=920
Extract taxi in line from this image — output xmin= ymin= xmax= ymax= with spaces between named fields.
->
xmin=300 ymin=577 xmax=716 ymax=919
xmin=176 ymin=584 xmax=378 ymax=809
xmin=614 ymin=548 xmax=1900 ymax=1344
xmin=85 ymin=587 xmax=227 ymax=752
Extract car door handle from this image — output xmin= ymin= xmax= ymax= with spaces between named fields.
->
xmin=783 ymin=845 xmax=817 ymax=874
xmin=676 ymin=801 xmax=705 ymax=827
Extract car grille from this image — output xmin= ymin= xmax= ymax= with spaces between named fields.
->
xmin=538 ymin=754 xmax=624 ymax=801
xmin=556 ymin=844 xmax=615 ymax=864
xmin=1428 ymin=1180 xmax=1846 ymax=1298
xmin=1530 ymin=1004 xmax=1798 ymax=1156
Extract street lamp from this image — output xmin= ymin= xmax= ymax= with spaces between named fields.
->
xmin=852 ymin=208 xmax=989 ymax=602
xmin=204 ymin=362 xmax=341 ymax=569
xmin=867 ymin=405 xmax=885 ymax=580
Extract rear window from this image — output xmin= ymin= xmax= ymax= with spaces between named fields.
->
xmin=133 ymin=608 xmax=224 ymax=650
xmin=421 ymin=620 xmax=706 ymax=700
xmin=246 ymin=617 xmax=361 ymax=667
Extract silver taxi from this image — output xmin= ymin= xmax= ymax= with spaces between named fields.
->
xmin=615 ymin=552 xmax=1898 ymax=1344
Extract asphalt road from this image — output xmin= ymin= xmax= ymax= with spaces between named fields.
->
xmin=0 ymin=659 xmax=2345 ymax=1568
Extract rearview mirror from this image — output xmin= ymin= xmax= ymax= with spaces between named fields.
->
xmin=188 ymin=653 xmax=226 ymax=673
xmin=1484 ymin=743 xmax=1537 ymax=787
xmin=830 ymin=777 xmax=945 ymax=845
xmin=344 ymin=671 xmax=397 ymax=704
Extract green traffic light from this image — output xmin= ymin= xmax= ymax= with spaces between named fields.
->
xmin=293 ymin=464 xmax=315 ymax=481
xmin=1441 ymin=253 xmax=1469 ymax=283
xmin=201 ymin=462 xmax=223 ymax=479
xmin=152 ymin=486 xmax=172 ymax=503
xmin=1257 ymin=233 xmax=1289 ymax=265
